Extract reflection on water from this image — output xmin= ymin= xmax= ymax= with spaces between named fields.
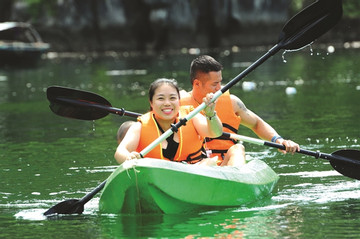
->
xmin=1 ymin=48 xmax=360 ymax=238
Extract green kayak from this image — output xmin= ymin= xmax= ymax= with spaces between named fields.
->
xmin=99 ymin=158 xmax=279 ymax=214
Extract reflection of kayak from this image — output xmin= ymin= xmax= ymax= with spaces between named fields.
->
xmin=99 ymin=158 xmax=279 ymax=214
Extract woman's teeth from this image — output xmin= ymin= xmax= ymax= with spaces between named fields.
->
xmin=162 ymin=109 xmax=172 ymax=114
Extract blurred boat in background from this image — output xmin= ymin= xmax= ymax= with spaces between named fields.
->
xmin=0 ymin=22 xmax=50 ymax=66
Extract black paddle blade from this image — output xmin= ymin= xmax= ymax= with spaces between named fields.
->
xmin=47 ymin=86 xmax=111 ymax=120
xmin=330 ymin=149 xmax=360 ymax=180
xmin=43 ymin=199 xmax=84 ymax=216
xmin=279 ymin=0 xmax=342 ymax=50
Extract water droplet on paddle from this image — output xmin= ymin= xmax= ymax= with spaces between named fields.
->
xmin=310 ymin=44 xmax=314 ymax=56
xmin=283 ymin=43 xmax=314 ymax=63
xmin=282 ymin=51 xmax=288 ymax=63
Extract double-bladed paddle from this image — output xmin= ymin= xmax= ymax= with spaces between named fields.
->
xmin=44 ymin=0 xmax=343 ymax=216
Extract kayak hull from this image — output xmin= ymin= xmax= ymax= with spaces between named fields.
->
xmin=99 ymin=158 xmax=279 ymax=214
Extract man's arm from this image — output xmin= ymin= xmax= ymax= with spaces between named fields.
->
xmin=230 ymin=94 xmax=278 ymax=141
xmin=230 ymin=94 xmax=299 ymax=154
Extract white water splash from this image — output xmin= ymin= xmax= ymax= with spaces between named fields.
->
xmin=15 ymin=209 xmax=48 ymax=221
xmin=274 ymin=179 xmax=360 ymax=204
xmin=282 ymin=42 xmax=314 ymax=63
xmin=279 ymin=170 xmax=341 ymax=178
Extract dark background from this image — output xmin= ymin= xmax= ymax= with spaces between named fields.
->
xmin=0 ymin=0 xmax=359 ymax=52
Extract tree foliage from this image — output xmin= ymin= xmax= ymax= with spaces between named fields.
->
xmin=20 ymin=0 xmax=360 ymax=20
xmin=342 ymin=0 xmax=360 ymax=18
xmin=291 ymin=0 xmax=360 ymax=18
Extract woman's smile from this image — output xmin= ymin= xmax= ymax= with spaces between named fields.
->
xmin=162 ymin=108 xmax=173 ymax=115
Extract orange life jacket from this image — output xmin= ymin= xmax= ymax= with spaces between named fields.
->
xmin=180 ymin=91 xmax=241 ymax=161
xmin=136 ymin=106 xmax=204 ymax=163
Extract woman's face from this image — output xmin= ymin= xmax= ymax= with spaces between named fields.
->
xmin=150 ymin=83 xmax=180 ymax=121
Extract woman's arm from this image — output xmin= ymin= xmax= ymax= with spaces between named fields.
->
xmin=193 ymin=93 xmax=223 ymax=138
xmin=114 ymin=122 xmax=142 ymax=164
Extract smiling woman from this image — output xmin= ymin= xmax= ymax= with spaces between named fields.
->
xmin=114 ymin=78 xmax=223 ymax=164
xmin=148 ymin=78 xmax=181 ymax=119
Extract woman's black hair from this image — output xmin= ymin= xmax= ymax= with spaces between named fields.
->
xmin=148 ymin=78 xmax=180 ymax=103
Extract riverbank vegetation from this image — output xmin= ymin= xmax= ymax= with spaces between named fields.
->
xmin=1 ymin=0 xmax=359 ymax=52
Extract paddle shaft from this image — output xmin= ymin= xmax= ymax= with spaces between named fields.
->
xmin=221 ymin=45 xmax=279 ymax=93
xmin=78 ymin=181 xmax=107 ymax=205
xmin=223 ymin=132 xmax=360 ymax=165
xmin=57 ymin=97 xmax=141 ymax=118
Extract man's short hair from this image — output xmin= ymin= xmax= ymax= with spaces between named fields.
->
xmin=190 ymin=55 xmax=223 ymax=84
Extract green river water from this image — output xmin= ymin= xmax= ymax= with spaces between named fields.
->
xmin=1 ymin=46 xmax=360 ymax=238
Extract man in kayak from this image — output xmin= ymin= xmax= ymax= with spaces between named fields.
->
xmin=180 ymin=55 xmax=300 ymax=167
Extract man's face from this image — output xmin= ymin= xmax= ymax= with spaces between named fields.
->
xmin=197 ymin=71 xmax=222 ymax=97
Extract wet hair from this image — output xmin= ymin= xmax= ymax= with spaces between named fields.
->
xmin=117 ymin=121 xmax=135 ymax=144
xmin=148 ymin=78 xmax=180 ymax=103
xmin=190 ymin=55 xmax=223 ymax=84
